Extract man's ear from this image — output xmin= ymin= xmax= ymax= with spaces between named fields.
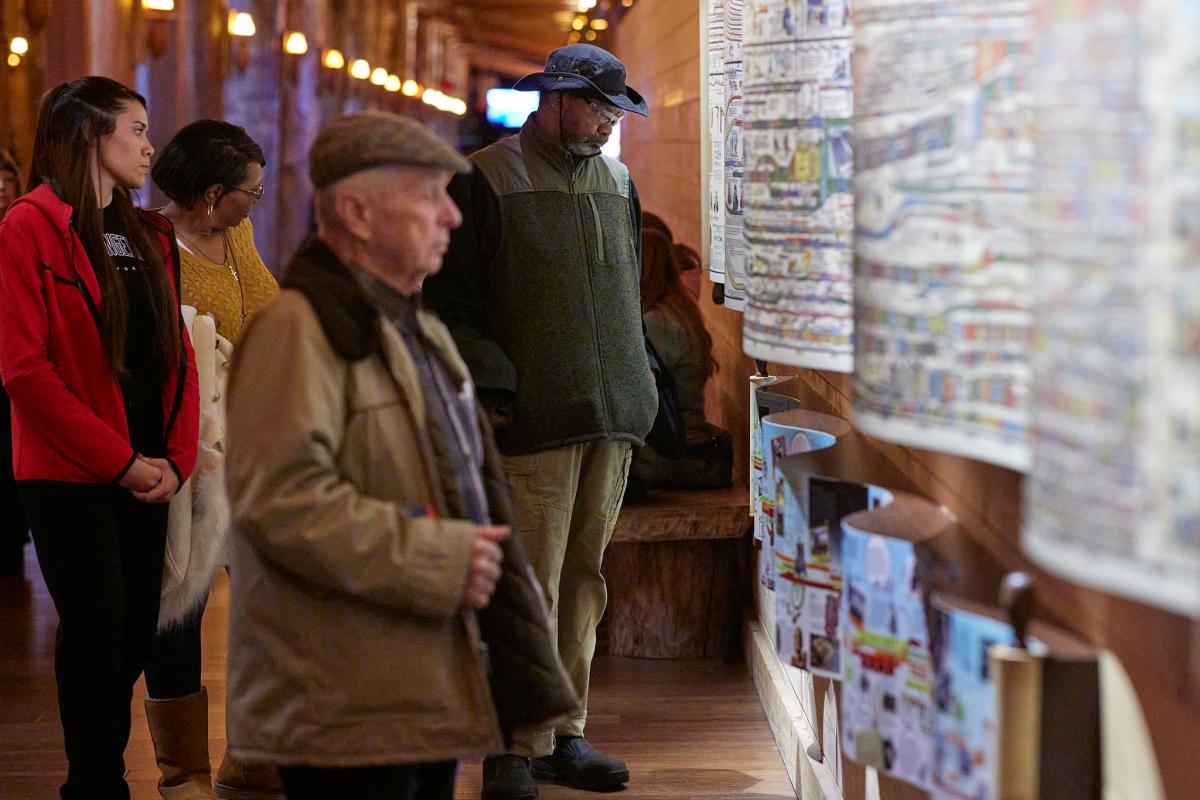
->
xmin=336 ymin=187 xmax=373 ymax=241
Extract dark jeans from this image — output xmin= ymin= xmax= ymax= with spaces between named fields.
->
xmin=21 ymin=481 xmax=169 ymax=800
xmin=144 ymin=597 xmax=205 ymax=699
xmin=0 ymin=384 xmax=29 ymax=561
xmin=279 ymin=762 xmax=457 ymax=800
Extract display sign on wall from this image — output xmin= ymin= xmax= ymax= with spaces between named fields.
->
xmin=706 ymin=0 xmax=728 ymax=285
xmin=1021 ymin=0 xmax=1200 ymax=616
xmin=741 ymin=0 xmax=855 ymax=370
xmin=722 ymin=0 xmax=748 ymax=309
xmin=851 ymin=0 xmax=1034 ymax=471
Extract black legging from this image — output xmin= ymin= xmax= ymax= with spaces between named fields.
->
xmin=20 ymin=481 xmax=168 ymax=800
xmin=0 ymin=383 xmax=29 ymax=562
xmin=144 ymin=598 xmax=205 ymax=699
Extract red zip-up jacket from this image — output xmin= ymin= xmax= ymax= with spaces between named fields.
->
xmin=0 ymin=184 xmax=199 ymax=486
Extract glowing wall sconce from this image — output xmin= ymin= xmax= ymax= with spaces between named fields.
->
xmin=401 ymin=79 xmax=421 ymax=97
xmin=370 ymin=67 xmax=388 ymax=86
xmin=322 ymin=48 xmax=345 ymax=70
xmin=577 ymin=0 xmax=596 ymax=11
xmin=228 ymin=11 xmax=255 ymax=37
xmin=590 ymin=19 xmax=608 ymax=30
xmin=227 ymin=11 xmax=255 ymax=73
xmin=567 ymin=31 xmax=581 ymax=44
xmin=6 ymin=53 xmax=19 ymax=68
xmin=585 ymin=29 xmax=597 ymax=41
xmin=140 ymin=0 xmax=174 ymax=59
xmin=283 ymin=31 xmax=307 ymax=55
xmin=572 ymin=16 xmax=586 ymax=30
xmin=349 ymin=58 xmax=370 ymax=80
xmin=385 ymin=74 xmax=401 ymax=92
xmin=9 ymin=37 xmax=29 ymax=55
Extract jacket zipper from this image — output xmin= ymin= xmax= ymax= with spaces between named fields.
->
xmin=570 ymin=165 xmax=612 ymax=437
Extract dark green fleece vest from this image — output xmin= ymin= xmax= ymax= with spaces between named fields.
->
xmin=472 ymin=123 xmax=657 ymax=455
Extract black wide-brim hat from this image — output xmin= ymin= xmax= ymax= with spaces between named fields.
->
xmin=514 ymin=43 xmax=648 ymax=117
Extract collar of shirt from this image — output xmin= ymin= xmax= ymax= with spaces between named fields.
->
xmin=346 ymin=262 xmax=422 ymax=332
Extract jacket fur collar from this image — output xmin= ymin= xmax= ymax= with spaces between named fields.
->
xmin=281 ymin=236 xmax=381 ymax=361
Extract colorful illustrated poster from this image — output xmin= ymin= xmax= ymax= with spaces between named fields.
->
xmin=841 ymin=525 xmax=934 ymax=790
xmin=742 ymin=0 xmax=854 ymax=370
xmin=775 ymin=467 xmax=890 ymax=680
xmin=1021 ymin=0 xmax=1200 ymax=615
xmin=750 ymin=376 xmax=801 ymax=542
xmin=851 ymin=1 xmax=1033 ymax=471
xmin=722 ymin=0 xmax=747 ymax=309
xmin=929 ymin=599 xmax=1014 ymax=800
xmin=757 ymin=413 xmax=834 ymax=589
xmin=706 ymin=0 xmax=728 ymax=283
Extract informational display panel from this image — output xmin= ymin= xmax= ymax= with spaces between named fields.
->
xmin=929 ymin=599 xmax=1014 ymax=800
xmin=706 ymin=0 xmax=728 ymax=284
xmin=775 ymin=467 xmax=889 ymax=681
xmin=722 ymin=0 xmax=748 ymax=309
xmin=1022 ymin=0 xmax=1200 ymax=616
xmin=742 ymin=0 xmax=855 ymax=370
xmin=851 ymin=1 xmax=1033 ymax=471
xmin=840 ymin=524 xmax=935 ymax=790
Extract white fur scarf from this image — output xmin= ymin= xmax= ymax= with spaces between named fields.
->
xmin=159 ymin=309 xmax=233 ymax=631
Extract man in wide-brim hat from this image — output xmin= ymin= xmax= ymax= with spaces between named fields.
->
xmin=425 ymin=44 xmax=658 ymax=800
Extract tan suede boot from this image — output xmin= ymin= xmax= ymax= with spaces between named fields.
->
xmin=145 ymin=688 xmax=217 ymax=799
xmin=213 ymin=752 xmax=285 ymax=800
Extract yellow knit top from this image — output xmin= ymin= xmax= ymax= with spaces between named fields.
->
xmin=178 ymin=218 xmax=279 ymax=344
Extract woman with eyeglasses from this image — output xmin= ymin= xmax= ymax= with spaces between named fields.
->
xmin=147 ymin=119 xmax=280 ymax=800
xmin=154 ymin=120 xmax=278 ymax=344
xmin=0 ymin=75 xmax=200 ymax=799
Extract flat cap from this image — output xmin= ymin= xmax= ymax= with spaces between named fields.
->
xmin=309 ymin=111 xmax=471 ymax=189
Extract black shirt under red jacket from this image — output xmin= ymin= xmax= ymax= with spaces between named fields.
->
xmin=0 ymin=184 xmax=199 ymax=486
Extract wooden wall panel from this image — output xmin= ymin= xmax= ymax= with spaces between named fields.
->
xmin=613 ymin=2 xmax=1198 ymax=798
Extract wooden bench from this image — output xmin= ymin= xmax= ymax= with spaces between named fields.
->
xmin=602 ymin=486 xmax=751 ymax=659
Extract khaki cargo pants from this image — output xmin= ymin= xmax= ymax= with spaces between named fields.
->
xmin=504 ymin=439 xmax=632 ymax=758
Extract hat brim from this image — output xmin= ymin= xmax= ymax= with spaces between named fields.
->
xmin=513 ymin=72 xmax=649 ymax=117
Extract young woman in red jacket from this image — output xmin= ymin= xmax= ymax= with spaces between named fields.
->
xmin=0 ymin=76 xmax=199 ymax=800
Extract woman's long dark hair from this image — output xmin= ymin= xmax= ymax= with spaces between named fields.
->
xmin=29 ymin=76 xmax=181 ymax=382
xmin=641 ymin=228 xmax=717 ymax=378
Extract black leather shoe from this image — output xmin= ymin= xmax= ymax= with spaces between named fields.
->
xmin=482 ymin=754 xmax=538 ymax=800
xmin=530 ymin=736 xmax=629 ymax=791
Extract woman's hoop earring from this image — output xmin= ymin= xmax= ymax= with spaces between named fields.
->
xmin=207 ymin=202 xmax=213 ymax=217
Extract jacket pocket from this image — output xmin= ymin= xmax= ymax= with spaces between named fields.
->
xmin=586 ymin=195 xmax=606 ymax=264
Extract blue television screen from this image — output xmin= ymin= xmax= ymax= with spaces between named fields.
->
xmin=486 ymin=88 xmax=538 ymax=128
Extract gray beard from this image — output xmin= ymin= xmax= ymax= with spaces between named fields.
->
xmin=565 ymin=140 xmax=602 ymax=157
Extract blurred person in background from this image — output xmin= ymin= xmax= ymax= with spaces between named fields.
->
xmin=630 ymin=227 xmax=731 ymax=495
xmin=146 ymin=119 xmax=280 ymax=800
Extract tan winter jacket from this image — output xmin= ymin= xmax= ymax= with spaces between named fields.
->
xmin=223 ymin=237 xmax=576 ymax=767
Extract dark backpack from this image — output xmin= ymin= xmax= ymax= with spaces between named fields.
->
xmin=643 ymin=335 xmax=686 ymax=459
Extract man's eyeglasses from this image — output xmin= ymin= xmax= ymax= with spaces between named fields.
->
xmin=231 ymin=184 xmax=265 ymax=200
xmin=586 ymin=99 xmax=624 ymax=127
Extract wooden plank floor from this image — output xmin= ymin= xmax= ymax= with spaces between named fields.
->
xmin=1 ymin=546 xmax=793 ymax=799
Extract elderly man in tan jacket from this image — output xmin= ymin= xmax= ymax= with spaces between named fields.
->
xmin=222 ymin=112 xmax=576 ymax=800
